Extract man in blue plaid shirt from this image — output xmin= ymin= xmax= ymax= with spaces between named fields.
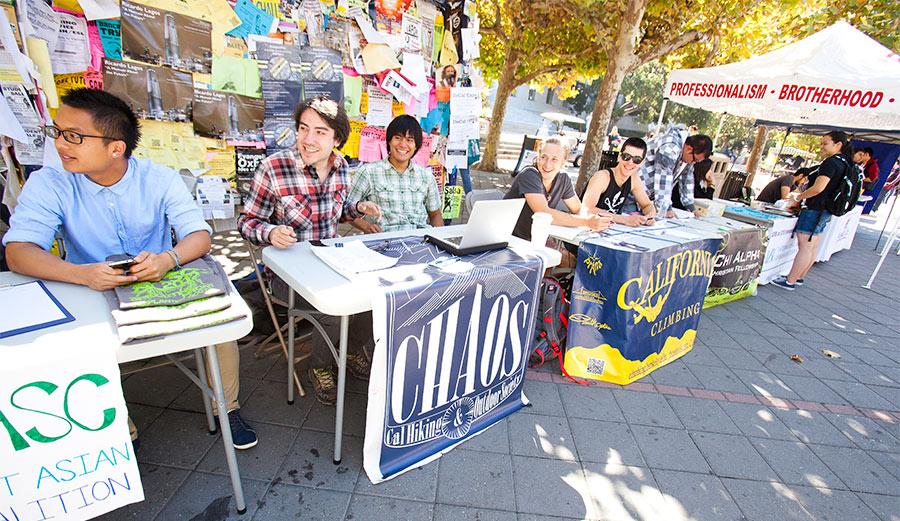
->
xmin=639 ymin=124 xmax=713 ymax=217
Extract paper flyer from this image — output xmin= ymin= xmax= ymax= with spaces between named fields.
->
xmin=120 ymin=0 xmax=213 ymax=74
xmin=51 ymin=12 xmax=91 ymax=74
xmin=212 ymin=55 xmax=262 ymax=98
xmin=103 ymin=59 xmax=193 ymax=122
xmin=95 ymin=19 xmax=122 ymax=60
xmin=193 ymin=88 xmax=265 ymax=141
xmin=300 ymin=46 xmax=343 ymax=101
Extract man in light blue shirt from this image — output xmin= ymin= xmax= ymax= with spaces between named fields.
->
xmin=3 ymin=88 xmax=257 ymax=450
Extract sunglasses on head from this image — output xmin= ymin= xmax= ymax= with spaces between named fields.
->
xmin=620 ymin=152 xmax=644 ymax=164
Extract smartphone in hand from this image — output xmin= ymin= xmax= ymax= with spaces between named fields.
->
xmin=106 ymin=253 xmax=136 ymax=271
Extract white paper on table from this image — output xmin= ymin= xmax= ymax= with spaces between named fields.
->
xmin=365 ymin=86 xmax=393 ymax=127
xmin=548 ymin=224 xmax=588 ymax=242
xmin=310 ymin=240 xmax=400 ymax=280
xmin=52 ymin=13 xmax=91 ymax=74
xmin=461 ymin=27 xmax=480 ymax=61
xmin=76 ymin=0 xmax=121 ymax=20
xmin=0 ymin=281 xmax=69 ymax=336
xmin=0 ymin=9 xmax=38 ymax=84
xmin=25 ymin=0 xmax=61 ymax=50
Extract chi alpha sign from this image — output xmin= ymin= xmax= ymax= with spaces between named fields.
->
xmin=1 ymin=341 xmax=142 ymax=521
xmin=565 ymin=238 xmax=720 ymax=384
xmin=363 ymin=238 xmax=543 ymax=483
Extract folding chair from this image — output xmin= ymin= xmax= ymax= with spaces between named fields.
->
xmin=244 ymin=241 xmax=307 ymax=397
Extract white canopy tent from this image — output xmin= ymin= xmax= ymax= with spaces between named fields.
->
xmin=663 ymin=21 xmax=900 ymax=287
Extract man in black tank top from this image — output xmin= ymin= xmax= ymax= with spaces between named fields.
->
xmin=582 ymin=138 xmax=658 ymax=226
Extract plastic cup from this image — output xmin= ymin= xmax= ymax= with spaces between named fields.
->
xmin=531 ymin=212 xmax=553 ymax=247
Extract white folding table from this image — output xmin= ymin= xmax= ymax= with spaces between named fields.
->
xmin=0 ymin=272 xmax=254 ymax=514
xmin=261 ymin=225 xmax=562 ymax=465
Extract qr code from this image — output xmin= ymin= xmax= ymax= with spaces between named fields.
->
xmin=586 ymin=358 xmax=605 ymax=375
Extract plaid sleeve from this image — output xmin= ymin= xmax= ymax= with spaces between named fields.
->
xmin=653 ymin=143 xmax=680 ymax=214
xmin=348 ymin=164 xmax=373 ymax=202
xmin=238 ymin=159 xmax=279 ymax=245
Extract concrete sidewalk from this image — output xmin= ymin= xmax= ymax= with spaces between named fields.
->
xmin=106 ymin=172 xmax=900 ymax=520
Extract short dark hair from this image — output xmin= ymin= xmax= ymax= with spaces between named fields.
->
xmin=862 ymin=147 xmax=874 ymax=157
xmin=620 ymin=137 xmax=647 ymax=156
xmin=684 ymin=134 xmax=713 ymax=158
xmin=386 ymin=115 xmax=423 ymax=155
xmin=59 ymin=88 xmax=141 ymax=157
xmin=293 ymin=96 xmax=350 ymax=148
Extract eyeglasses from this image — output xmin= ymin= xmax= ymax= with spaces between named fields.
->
xmin=42 ymin=125 xmax=121 ymax=145
xmin=689 ymin=151 xmax=706 ymax=164
xmin=620 ymin=152 xmax=644 ymax=164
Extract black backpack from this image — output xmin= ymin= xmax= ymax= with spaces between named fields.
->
xmin=529 ymin=277 xmax=569 ymax=368
xmin=824 ymin=155 xmax=863 ymax=217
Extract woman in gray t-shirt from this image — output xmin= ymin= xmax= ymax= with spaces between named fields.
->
xmin=504 ymin=138 xmax=611 ymax=241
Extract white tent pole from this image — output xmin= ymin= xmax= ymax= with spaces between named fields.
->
xmin=657 ymin=99 xmax=668 ymax=128
xmin=863 ymin=212 xmax=900 ymax=289
xmin=713 ymin=113 xmax=726 ymax=145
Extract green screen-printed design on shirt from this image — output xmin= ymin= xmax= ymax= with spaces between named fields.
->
xmin=123 ymin=267 xmax=216 ymax=308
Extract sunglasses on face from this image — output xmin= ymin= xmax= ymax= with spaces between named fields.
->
xmin=620 ymin=152 xmax=644 ymax=164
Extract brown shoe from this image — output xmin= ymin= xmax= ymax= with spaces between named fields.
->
xmin=309 ymin=367 xmax=337 ymax=406
xmin=347 ymin=353 xmax=370 ymax=381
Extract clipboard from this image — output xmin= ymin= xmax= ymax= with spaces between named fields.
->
xmin=0 ymin=280 xmax=75 ymax=339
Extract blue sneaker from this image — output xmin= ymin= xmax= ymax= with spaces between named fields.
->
xmin=795 ymin=278 xmax=804 ymax=286
xmin=228 ymin=410 xmax=258 ymax=450
xmin=771 ymin=276 xmax=796 ymax=291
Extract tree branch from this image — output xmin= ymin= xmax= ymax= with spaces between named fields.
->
xmin=632 ymin=30 xmax=703 ymax=71
xmin=479 ymin=1 xmax=507 ymax=40
xmin=513 ymin=62 xmax=575 ymax=88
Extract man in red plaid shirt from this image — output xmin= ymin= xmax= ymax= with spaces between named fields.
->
xmin=239 ymin=96 xmax=381 ymax=404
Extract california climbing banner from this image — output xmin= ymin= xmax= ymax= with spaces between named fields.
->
xmin=565 ymin=236 xmax=720 ymax=385
xmin=364 ymin=237 xmax=543 ymax=483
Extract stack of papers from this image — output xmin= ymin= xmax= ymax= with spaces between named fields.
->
xmin=310 ymin=240 xmax=400 ymax=280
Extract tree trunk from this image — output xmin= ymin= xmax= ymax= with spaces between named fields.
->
xmin=575 ymin=0 xmax=648 ymax=193
xmin=477 ymin=49 xmax=521 ymax=172
xmin=744 ymin=125 xmax=768 ymax=186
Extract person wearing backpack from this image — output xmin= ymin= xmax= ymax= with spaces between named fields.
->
xmin=772 ymin=131 xmax=861 ymax=290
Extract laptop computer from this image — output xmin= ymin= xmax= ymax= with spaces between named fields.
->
xmin=425 ymin=198 xmax=526 ymax=256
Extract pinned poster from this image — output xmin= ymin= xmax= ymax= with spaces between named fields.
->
xmin=411 ymin=133 xmax=432 ymax=166
xmin=86 ymin=19 xmax=105 ymax=71
xmin=438 ymin=28 xmax=458 ymax=66
xmin=401 ymin=12 xmax=422 ymax=53
xmin=400 ymin=52 xmax=428 ymax=93
xmin=445 ymin=136 xmax=468 ymax=171
xmin=380 ymin=69 xmax=416 ymax=105
xmin=449 ymin=86 xmax=480 ymax=140
xmin=0 ymin=90 xmax=28 ymax=142
xmin=25 ymin=37 xmax=59 ymax=108
xmin=212 ymin=55 xmax=262 ymax=98
xmin=358 ymin=125 xmax=387 ymax=162
xmin=461 ymin=27 xmax=480 ymax=60
xmin=347 ymin=25 xmax=367 ymax=74
xmin=103 ymin=59 xmax=194 ymax=122
xmin=441 ymin=184 xmax=463 ymax=219
xmin=227 ymin=0 xmax=277 ymax=39
xmin=192 ymin=88 xmax=265 ymax=141
xmin=343 ymin=74 xmax=362 ymax=116
xmin=365 ymin=87 xmax=393 ymax=127
xmin=55 ymin=72 xmax=87 ymax=98
xmin=339 ymin=119 xmax=364 ymax=158
xmin=300 ymin=46 xmax=343 ymax=101
xmin=361 ymin=43 xmax=401 ymax=74
xmin=77 ymin=0 xmax=121 ymax=20
xmin=95 ymin=19 xmax=121 ymax=60
xmin=25 ymin=0 xmax=62 ymax=50
xmin=120 ymin=0 xmax=213 ymax=74
xmin=51 ymin=12 xmax=92 ymax=74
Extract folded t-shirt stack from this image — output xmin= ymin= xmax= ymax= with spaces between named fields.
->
xmin=106 ymin=255 xmax=247 ymax=344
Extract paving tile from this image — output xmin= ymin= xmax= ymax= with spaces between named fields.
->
xmin=751 ymin=351 xmax=813 ymax=376
xmin=732 ymin=369 xmax=801 ymax=400
xmin=823 ymin=379 xmax=896 ymax=410
xmin=301 ymin=390 xmax=368 ymax=438
xmin=568 ymin=418 xmax=644 ymax=466
xmin=557 ymin=385 xmax=624 ymax=422
xmin=510 ymin=456 xmax=591 ymax=518
xmin=460 ymin=416 xmax=511 ymax=454
xmin=710 ymin=346 xmax=765 ymax=371
xmin=688 ymin=366 xmax=752 ymax=394
xmin=630 ymin=425 xmax=709 ymax=473
xmin=353 ymin=460 xmax=438 ymax=502
xmin=122 ymin=365 xmax=194 ymax=408
xmin=665 ymin=395 xmax=742 ymax=435
xmin=800 ymin=359 xmax=860 ymax=382
xmin=689 ymin=388 xmax=726 ymax=400
xmin=652 ymin=469 xmax=745 ymax=521
xmin=198 ymin=421 xmax=298 ymax=481
xmin=154 ymin=471 xmax=268 ymax=520
xmin=844 ymin=348 xmax=899 ymax=368
xmin=682 ymin=344 xmax=726 ymax=367
xmin=437 ymin=450 xmax=515 ymax=510
xmin=775 ymin=374 xmax=850 ymax=404
xmin=809 ymin=444 xmax=900 ymax=495
xmin=101 ymin=464 xmax=190 ymax=521
xmin=750 ymin=438 xmax=845 ymax=489
xmin=690 ymin=431 xmax=777 ymax=481
xmin=771 ymin=409 xmax=857 ymax=447
xmin=824 ymin=413 xmax=900 ymax=453
xmin=837 ymin=361 xmax=900 ymax=388
xmin=792 ymin=485 xmax=884 ymax=521
xmin=696 ymin=329 xmax=736 ymax=347
xmin=580 ymin=463 xmax=669 ymax=521
xmin=729 ymin=333 xmax=781 ymax=353
xmin=646 ymin=360 xmax=704 ymax=387
xmin=719 ymin=401 xmax=799 ymax=441
xmin=237 ymin=345 xmax=281 ymax=379
xmin=126 ymin=403 xmax=166 ymax=435
xmin=508 ymin=412 xmax=578 ymax=461
xmin=252 ymin=482 xmax=350 ymax=521
xmin=239 ymin=378 xmax=315 ymax=427
xmin=522 ymin=380 xmax=567 ymax=418
xmin=721 ymin=478 xmax=816 ymax=521
xmin=275 ymin=429 xmax=362 ymax=492
xmin=344 ymin=494 xmax=434 ymax=521
xmin=137 ymin=409 xmax=219 ymax=468
xmin=869 ymin=451 xmax=900 ymax=481
xmin=434 ymin=504 xmax=517 ymax=521
xmin=612 ymin=390 xmax=683 ymax=429
xmin=854 ymin=492 xmax=900 ymax=521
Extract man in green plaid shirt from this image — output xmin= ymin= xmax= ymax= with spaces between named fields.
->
xmin=350 ymin=115 xmax=444 ymax=233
